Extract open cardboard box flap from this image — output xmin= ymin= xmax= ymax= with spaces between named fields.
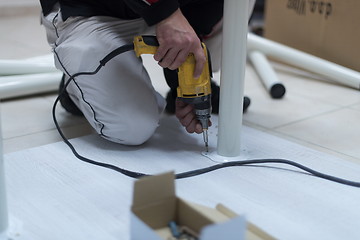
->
xmin=132 ymin=171 xmax=175 ymax=208
xmin=130 ymin=172 xmax=275 ymax=240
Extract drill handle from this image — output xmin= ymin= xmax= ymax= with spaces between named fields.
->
xmin=133 ymin=35 xmax=159 ymax=57
xmin=133 ymin=35 xmax=212 ymax=99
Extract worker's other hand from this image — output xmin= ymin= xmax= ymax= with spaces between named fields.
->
xmin=155 ymin=8 xmax=206 ymax=78
xmin=175 ymin=99 xmax=211 ymax=134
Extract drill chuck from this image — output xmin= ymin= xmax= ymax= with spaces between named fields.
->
xmin=180 ymin=94 xmax=211 ymax=129
xmin=195 ymin=104 xmax=211 ymax=152
xmin=195 ymin=107 xmax=211 ymax=129
xmin=180 ymin=94 xmax=211 ymax=152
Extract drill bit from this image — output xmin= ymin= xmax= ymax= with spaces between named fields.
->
xmin=203 ymin=129 xmax=209 ymax=152
xmin=195 ymin=106 xmax=211 ymax=153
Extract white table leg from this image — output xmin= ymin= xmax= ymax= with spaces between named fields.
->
xmin=217 ymin=0 xmax=249 ymax=157
xmin=248 ymin=50 xmax=286 ymax=98
xmin=247 ymin=33 xmax=360 ymax=90
xmin=0 ymin=110 xmax=8 ymax=240
xmin=0 ymin=72 xmax=62 ymax=100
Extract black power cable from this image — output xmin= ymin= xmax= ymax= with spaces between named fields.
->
xmin=52 ymin=44 xmax=360 ymax=188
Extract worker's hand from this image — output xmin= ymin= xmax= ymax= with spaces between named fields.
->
xmin=175 ymin=99 xmax=211 ymax=134
xmin=155 ymin=9 xmax=206 ymax=78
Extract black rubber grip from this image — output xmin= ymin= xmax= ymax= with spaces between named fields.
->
xmin=142 ymin=35 xmax=159 ymax=47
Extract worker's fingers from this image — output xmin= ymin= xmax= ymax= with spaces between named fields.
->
xmin=155 ymin=36 xmax=192 ymax=70
xmin=180 ymin=113 xmax=202 ymax=134
xmin=175 ymin=99 xmax=206 ymax=134
xmin=185 ymin=118 xmax=199 ymax=133
xmin=179 ymin=109 xmax=195 ymax=128
xmin=168 ymin=49 xmax=189 ymax=70
xmin=154 ymin=45 xmax=169 ymax=63
xmin=191 ymin=119 xmax=211 ymax=133
xmin=193 ymin=47 xmax=206 ymax=78
xmin=175 ymin=99 xmax=213 ymax=134
xmin=193 ymin=122 xmax=203 ymax=134
xmin=157 ymin=48 xmax=182 ymax=69
xmin=186 ymin=119 xmax=211 ymax=134
xmin=175 ymin=100 xmax=193 ymax=119
xmin=175 ymin=100 xmax=197 ymax=133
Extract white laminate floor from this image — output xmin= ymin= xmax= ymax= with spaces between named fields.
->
xmin=1 ymin=1 xmax=360 ymax=164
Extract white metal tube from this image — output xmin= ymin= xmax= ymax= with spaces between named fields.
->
xmin=0 ymin=59 xmax=57 ymax=76
xmin=217 ymin=0 xmax=249 ymax=157
xmin=0 ymin=108 xmax=8 ymax=239
xmin=248 ymin=50 xmax=286 ymax=98
xmin=247 ymin=33 xmax=360 ymax=90
xmin=0 ymin=72 xmax=62 ymax=100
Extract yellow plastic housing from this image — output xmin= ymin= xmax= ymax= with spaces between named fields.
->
xmin=133 ymin=36 xmax=158 ymax=57
xmin=177 ymin=43 xmax=211 ymax=99
xmin=133 ymin=36 xmax=211 ymax=99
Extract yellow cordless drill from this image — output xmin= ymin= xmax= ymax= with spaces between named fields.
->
xmin=133 ymin=35 xmax=212 ymax=151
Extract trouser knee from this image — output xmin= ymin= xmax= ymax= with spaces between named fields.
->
xmin=97 ymin=111 xmax=161 ymax=146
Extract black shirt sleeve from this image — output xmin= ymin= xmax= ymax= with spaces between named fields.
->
xmin=40 ymin=0 xmax=180 ymax=26
xmin=39 ymin=0 xmax=223 ymax=32
xmin=40 ymin=0 xmax=58 ymax=16
xmin=122 ymin=0 xmax=180 ymax=26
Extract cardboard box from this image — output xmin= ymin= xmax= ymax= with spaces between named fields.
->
xmin=130 ymin=172 xmax=275 ymax=240
xmin=264 ymin=0 xmax=360 ymax=72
